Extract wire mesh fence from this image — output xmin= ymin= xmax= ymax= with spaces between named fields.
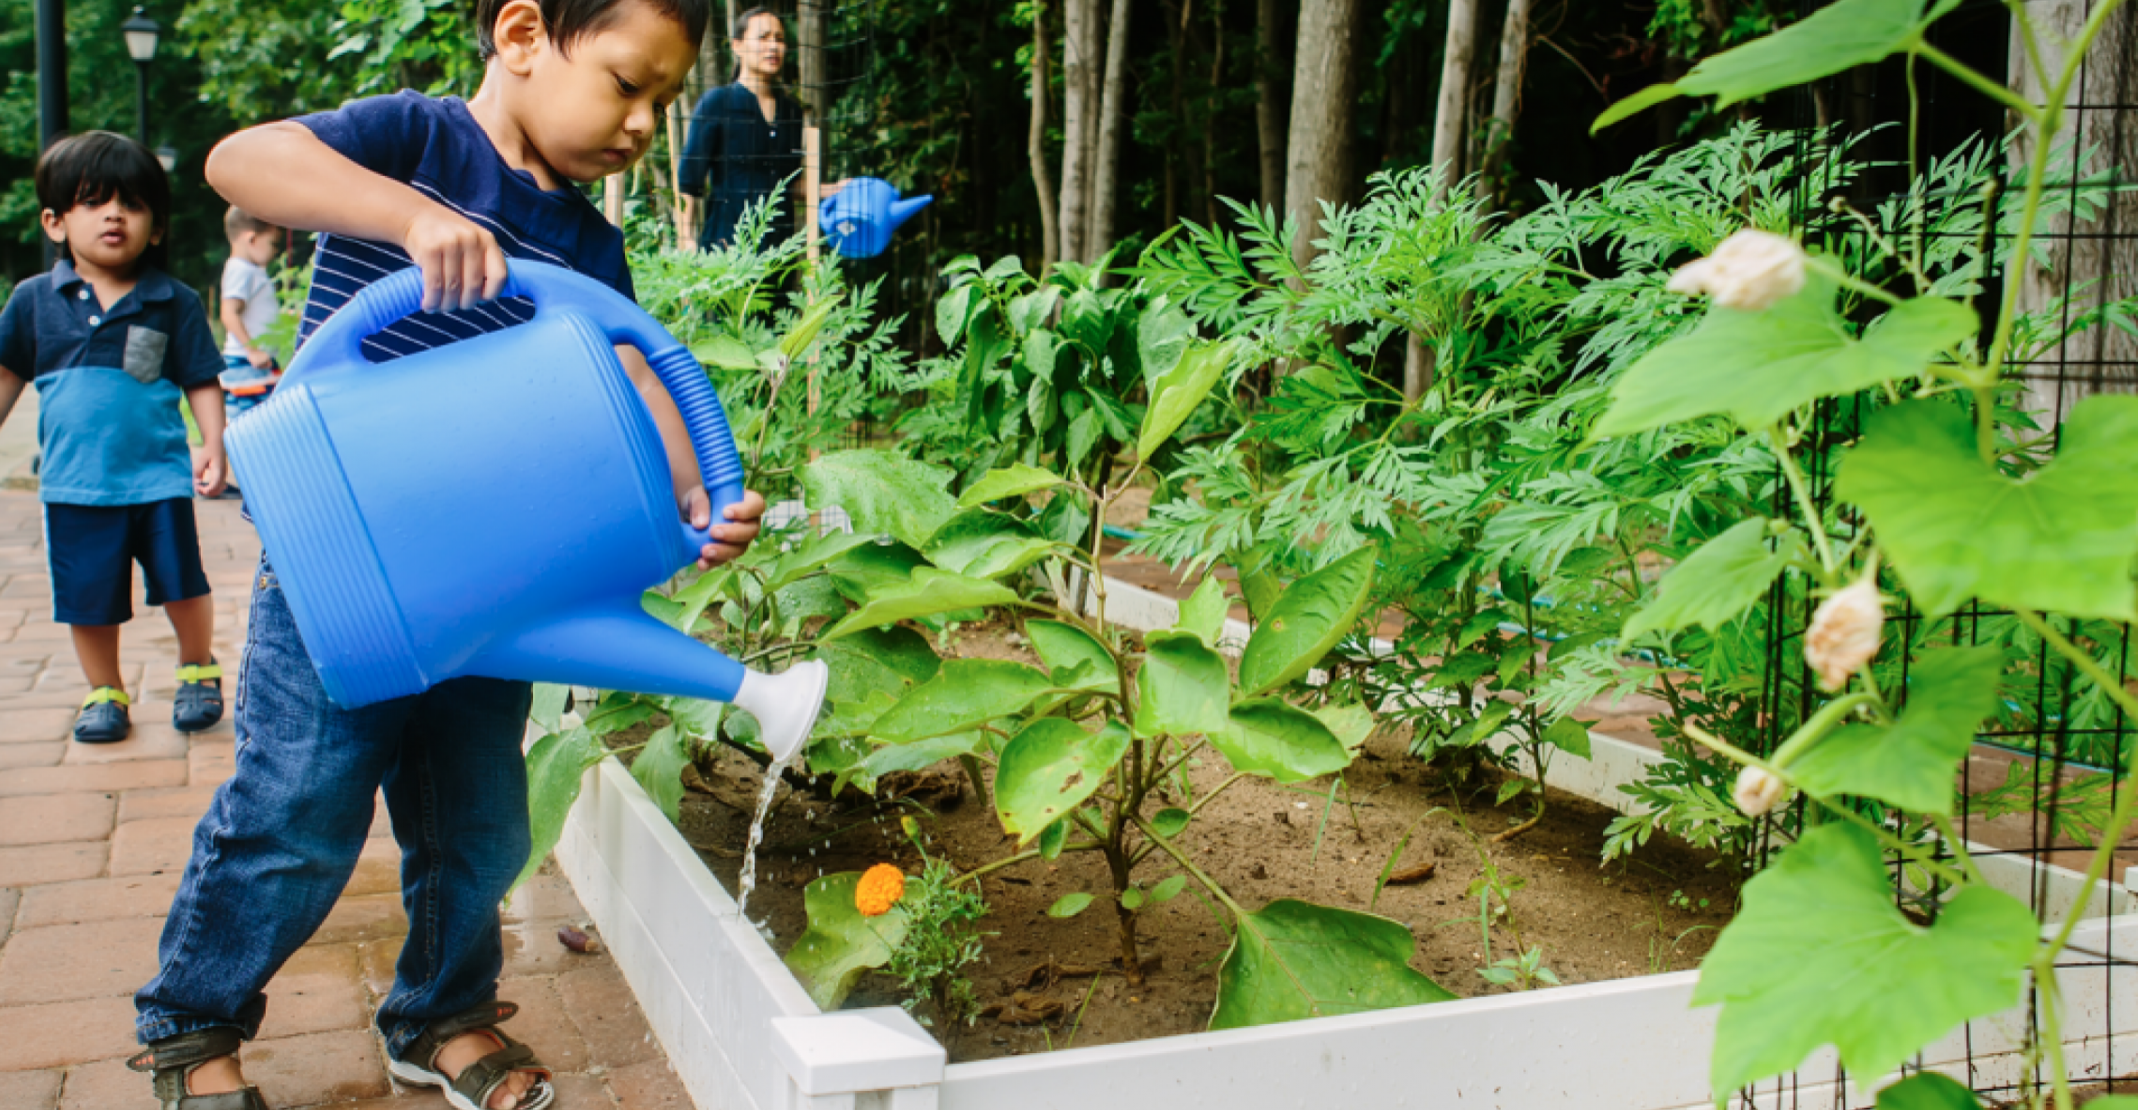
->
xmin=1739 ymin=2 xmax=2138 ymax=1104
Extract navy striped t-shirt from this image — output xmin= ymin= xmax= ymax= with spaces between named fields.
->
xmin=293 ymin=91 xmax=633 ymax=362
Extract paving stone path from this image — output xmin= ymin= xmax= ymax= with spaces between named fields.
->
xmin=0 ymin=489 xmax=691 ymax=1109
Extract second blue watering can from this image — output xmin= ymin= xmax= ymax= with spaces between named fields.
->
xmin=224 ymin=261 xmax=826 ymax=759
xmin=819 ymin=177 xmax=932 ymax=259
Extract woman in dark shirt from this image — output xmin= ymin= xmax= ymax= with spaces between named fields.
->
xmin=678 ymin=7 xmax=804 ymax=250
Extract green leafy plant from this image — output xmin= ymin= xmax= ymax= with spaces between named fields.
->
xmin=783 ymin=324 xmax=1457 ymax=1032
xmin=1582 ymin=3 xmax=2138 ymax=1104
xmin=882 ymin=821 xmax=991 ymax=1029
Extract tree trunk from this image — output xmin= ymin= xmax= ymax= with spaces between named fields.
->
xmin=1202 ymin=0 xmax=1224 ymax=227
xmin=1057 ymin=0 xmax=1102 ymax=266
xmin=1031 ymin=0 xmax=1061 ymax=272
xmin=1088 ymin=0 xmax=1134 ymax=265
xmin=1253 ymin=0 xmax=1285 ymax=212
xmin=1402 ymin=333 xmax=1434 ymax=403
xmin=1431 ymin=0 xmax=1480 ymax=199
xmin=1477 ymin=0 xmax=1533 ymax=189
xmin=2007 ymin=0 xmax=2138 ymax=421
xmin=796 ymin=0 xmax=824 ymax=122
xmin=1164 ymin=0 xmax=1186 ymax=228
xmin=1283 ymin=0 xmax=1361 ymax=274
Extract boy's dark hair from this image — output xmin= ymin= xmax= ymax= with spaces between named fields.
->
xmin=476 ymin=0 xmax=711 ymax=59
xmin=224 ymin=205 xmax=279 ymax=242
xmin=35 ymin=131 xmax=170 ymax=269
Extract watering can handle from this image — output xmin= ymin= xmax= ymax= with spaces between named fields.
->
xmin=287 ymin=262 xmax=747 ymax=554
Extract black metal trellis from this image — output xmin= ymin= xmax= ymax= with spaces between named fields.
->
xmin=1739 ymin=2 xmax=2138 ymax=1106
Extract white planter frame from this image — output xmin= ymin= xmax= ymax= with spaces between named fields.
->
xmin=551 ymin=576 xmax=2138 ymax=1110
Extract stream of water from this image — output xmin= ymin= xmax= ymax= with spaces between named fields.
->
xmin=733 ymin=752 xmax=793 ymax=923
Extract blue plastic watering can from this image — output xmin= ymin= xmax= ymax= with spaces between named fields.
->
xmin=819 ymin=177 xmax=932 ymax=259
xmin=224 ymin=261 xmax=827 ymax=759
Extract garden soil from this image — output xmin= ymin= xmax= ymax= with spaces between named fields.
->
xmin=642 ymin=622 xmax=1740 ymax=1065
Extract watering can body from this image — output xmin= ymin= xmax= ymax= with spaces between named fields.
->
xmin=224 ymin=261 xmax=824 ymax=757
xmin=820 ymin=177 xmax=932 ymax=259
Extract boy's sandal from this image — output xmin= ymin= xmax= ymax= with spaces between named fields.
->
xmin=126 ymin=1026 xmax=271 ymax=1110
xmin=76 ymin=686 xmax=132 ymax=744
xmin=386 ymin=1001 xmax=555 ymax=1110
xmin=174 ymin=661 xmax=225 ymax=733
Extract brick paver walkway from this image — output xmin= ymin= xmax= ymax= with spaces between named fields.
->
xmin=0 ymin=490 xmax=691 ymax=1108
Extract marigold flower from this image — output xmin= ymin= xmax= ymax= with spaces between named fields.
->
xmin=1665 ymin=229 xmax=1808 ymax=311
xmin=855 ymin=863 xmax=906 ymax=917
xmin=1805 ymin=577 xmax=1885 ymax=692
xmin=1733 ymin=766 xmax=1787 ymax=817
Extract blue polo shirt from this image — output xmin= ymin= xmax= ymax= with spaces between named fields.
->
xmin=291 ymin=91 xmax=633 ymax=363
xmin=0 ymin=262 xmax=223 ymax=506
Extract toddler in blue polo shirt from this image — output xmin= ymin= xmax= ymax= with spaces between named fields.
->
xmin=0 ymin=131 xmax=231 ymax=744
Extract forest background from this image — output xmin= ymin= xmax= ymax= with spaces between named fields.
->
xmin=1 ymin=0 xmax=2018 ymax=339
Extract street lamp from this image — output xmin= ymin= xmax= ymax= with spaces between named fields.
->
xmin=121 ymin=6 xmax=159 ymax=145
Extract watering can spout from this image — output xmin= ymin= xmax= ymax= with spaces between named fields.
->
xmin=467 ymin=601 xmax=827 ymax=762
xmin=886 ymin=195 xmax=933 ymax=231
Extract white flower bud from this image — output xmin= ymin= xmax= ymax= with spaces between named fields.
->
xmin=1734 ymin=766 xmax=1786 ymax=817
xmin=1805 ymin=577 xmax=1885 ymax=692
xmin=1664 ymin=229 xmax=1808 ymax=311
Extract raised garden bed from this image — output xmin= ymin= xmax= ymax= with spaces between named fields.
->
xmin=549 ymin=574 xmax=2138 ymax=1110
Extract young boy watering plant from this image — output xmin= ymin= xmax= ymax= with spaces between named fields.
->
xmin=129 ymin=3 xmax=766 ymax=1108
xmin=0 ymin=132 xmax=231 ymax=744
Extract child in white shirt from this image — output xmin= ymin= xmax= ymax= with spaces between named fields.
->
xmin=217 ymin=205 xmax=283 ymax=419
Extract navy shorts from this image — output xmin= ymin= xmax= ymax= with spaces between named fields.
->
xmin=44 ymin=498 xmax=212 ymax=625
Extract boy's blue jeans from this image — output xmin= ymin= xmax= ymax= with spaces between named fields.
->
xmin=136 ymin=556 xmax=533 ymax=1059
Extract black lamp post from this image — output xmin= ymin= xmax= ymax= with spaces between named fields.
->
xmin=122 ymin=7 xmax=159 ymax=146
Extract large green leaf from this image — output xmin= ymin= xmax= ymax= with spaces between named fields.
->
xmin=1837 ymin=397 xmax=2138 ymax=620
xmin=800 ymin=451 xmax=959 ymax=550
xmin=816 ymin=627 xmax=941 ymax=704
xmin=1237 ymin=548 xmax=1377 ymax=697
xmin=764 ymin=529 xmax=883 ymax=591
xmin=1138 ymin=339 xmax=1235 ymax=458
xmin=1694 ymin=824 xmax=2036 ymax=1095
xmin=784 ymin=872 xmax=909 ymax=1010
xmin=1592 ymin=0 xmax=1960 ymax=129
xmin=820 ymin=568 xmax=1025 ymax=641
xmin=1788 ymin=647 xmax=2001 ymax=815
xmin=515 ymin=727 xmax=608 ymax=892
xmin=628 ymin=725 xmax=691 ymax=823
xmin=1213 ymin=699 xmax=1353 ymax=783
xmin=1133 ymin=631 xmax=1233 ymax=740
xmin=957 ymin=463 xmax=1066 ymax=509
xmin=1027 ymin=619 xmax=1115 ymax=688
xmin=1176 ymin=575 xmax=1231 ymax=645
xmin=529 ymin=683 xmax=570 ymax=733
xmin=870 ymin=660 xmax=1057 ymax=743
xmin=1623 ymin=521 xmax=1805 ymax=640
xmin=1311 ymin=702 xmax=1376 ymax=756
xmin=1875 ymin=1073 xmax=1983 ymax=1110
xmin=923 ymin=511 xmax=1062 ymax=580
xmin=827 ymin=542 xmax=930 ymax=602
xmin=1596 ymin=277 xmax=1976 ymax=437
xmin=995 ymin=719 xmax=1132 ymax=843
xmin=689 ymin=333 xmax=760 ymax=371
xmin=1210 ymin=899 xmax=1457 ymax=1030
xmin=850 ymin=732 xmax=988 ymax=793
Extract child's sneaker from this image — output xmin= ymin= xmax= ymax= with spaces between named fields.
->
xmin=75 ymin=687 xmax=131 ymax=743
xmin=175 ymin=661 xmax=225 ymax=732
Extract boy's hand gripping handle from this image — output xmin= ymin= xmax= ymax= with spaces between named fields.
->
xmin=282 ymin=261 xmax=748 ymax=554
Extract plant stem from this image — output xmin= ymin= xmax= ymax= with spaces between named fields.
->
xmin=2032 ymin=954 xmax=2075 ymax=1110
xmin=1929 ymin=813 xmax=1987 ymax=887
xmin=1768 ymin=429 xmax=1837 ymax=577
xmin=1131 ymin=814 xmax=1247 ymax=916
xmin=1913 ymin=40 xmax=2041 ymax=123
